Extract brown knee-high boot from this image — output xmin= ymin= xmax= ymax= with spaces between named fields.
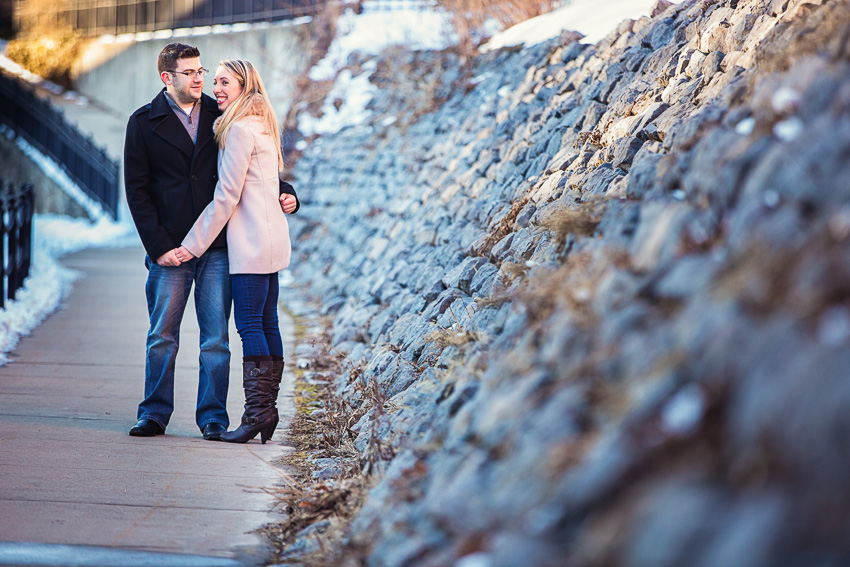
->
xmin=269 ymin=355 xmax=284 ymax=438
xmin=220 ymin=356 xmax=275 ymax=444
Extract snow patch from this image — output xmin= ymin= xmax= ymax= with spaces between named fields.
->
xmin=0 ymin=126 xmax=136 ymax=365
xmin=483 ymin=0 xmax=681 ymax=52
xmin=0 ymin=50 xmax=43 ymax=84
xmin=309 ymin=6 xmax=454 ymax=82
xmin=300 ymin=68 xmax=378 ymax=137
xmin=301 ymin=2 xmax=453 ymax=136
xmin=0 ymin=215 xmax=137 ymax=365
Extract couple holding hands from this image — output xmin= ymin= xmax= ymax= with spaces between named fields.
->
xmin=124 ymin=43 xmax=296 ymax=443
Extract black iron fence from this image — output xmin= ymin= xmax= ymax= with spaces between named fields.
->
xmin=15 ymin=0 xmax=329 ymax=38
xmin=0 ymin=180 xmax=34 ymax=308
xmin=0 ymin=72 xmax=119 ymax=219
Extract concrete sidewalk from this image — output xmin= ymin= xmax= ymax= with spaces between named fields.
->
xmin=0 ymin=247 xmax=296 ymax=566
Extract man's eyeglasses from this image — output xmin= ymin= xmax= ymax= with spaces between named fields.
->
xmin=168 ymin=68 xmax=209 ymax=78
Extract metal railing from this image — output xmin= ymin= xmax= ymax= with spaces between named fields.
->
xmin=0 ymin=180 xmax=34 ymax=308
xmin=0 ymin=72 xmax=119 ymax=219
xmin=360 ymin=0 xmax=439 ymax=11
xmin=15 ymin=0 xmax=329 ymax=38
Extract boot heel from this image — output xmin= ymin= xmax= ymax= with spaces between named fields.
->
xmin=260 ymin=425 xmax=274 ymax=444
xmin=223 ymin=356 xmax=277 ymax=444
xmin=269 ymin=357 xmax=283 ymax=442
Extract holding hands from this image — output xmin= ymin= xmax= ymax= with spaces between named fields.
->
xmin=155 ymin=247 xmax=194 ymax=266
xmin=155 ymin=248 xmax=183 ymax=266
xmin=174 ymin=246 xmax=194 ymax=264
xmin=156 ymin=189 xmax=296 ymax=267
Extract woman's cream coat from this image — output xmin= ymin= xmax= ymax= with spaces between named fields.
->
xmin=182 ymin=112 xmax=291 ymax=274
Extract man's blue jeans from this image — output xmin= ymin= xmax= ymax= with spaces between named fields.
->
xmin=232 ymin=273 xmax=283 ymax=357
xmin=137 ymin=248 xmax=231 ymax=429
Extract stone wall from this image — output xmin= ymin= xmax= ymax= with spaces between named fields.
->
xmin=284 ymin=0 xmax=850 ymax=565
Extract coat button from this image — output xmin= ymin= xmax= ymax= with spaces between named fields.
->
xmin=192 ymin=175 xmax=198 ymax=181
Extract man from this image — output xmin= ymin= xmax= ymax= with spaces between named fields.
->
xmin=124 ymin=43 xmax=298 ymax=440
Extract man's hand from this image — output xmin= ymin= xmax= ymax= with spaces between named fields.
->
xmin=280 ymin=193 xmax=297 ymax=214
xmin=174 ymin=246 xmax=195 ymax=264
xmin=156 ymin=249 xmax=183 ymax=267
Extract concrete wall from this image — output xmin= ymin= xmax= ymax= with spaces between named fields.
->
xmin=0 ymin=133 xmax=92 ymax=219
xmin=71 ymin=20 xmax=316 ymax=122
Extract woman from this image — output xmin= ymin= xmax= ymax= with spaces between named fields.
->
xmin=176 ymin=59 xmax=293 ymax=444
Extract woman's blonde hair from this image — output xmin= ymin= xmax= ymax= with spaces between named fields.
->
xmin=214 ymin=59 xmax=284 ymax=172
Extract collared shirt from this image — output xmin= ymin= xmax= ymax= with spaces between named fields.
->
xmin=164 ymin=92 xmax=201 ymax=144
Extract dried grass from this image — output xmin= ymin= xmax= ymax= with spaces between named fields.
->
xmin=538 ymin=206 xmax=601 ymax=239
xmin=424 ymin=325 xmax=480 ymax=348
xmin=711 ymin=236 xmax=848 ymax=323
xmin=536 ymin=199 xmax=606 ymax=248
xmin=750 ymin=0 xmax=850 ymax=75
xmin=262 ymin=325 xmax=395 ymax=566
xmin=514 ymin=248 xmax=627 ymax=328
xmin=436 ymin=0 xmax=561 ymax=50
xmin=370 ymin=47 xmax=460 ymax=129
xmin=474 ymin=293 xmax=512 ymax=309
xmin=544 ymin=433 xmax=599 ymax=477
xmin=423 ymin=301 xmax=481 ymax=349
xmin=478 ymin=196 xmax=530 ymax=256
xmin=501 ymin=260 xmax=531 ymax=280
xmin=573 ymin=130 xmax=603 ymax=150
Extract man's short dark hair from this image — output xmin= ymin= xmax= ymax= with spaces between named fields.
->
xmin=157 ymin=43 xmax=201 ymax=75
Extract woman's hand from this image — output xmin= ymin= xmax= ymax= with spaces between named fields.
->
xmin=280 ymin=193 xmax=297 ymax=214
xmin=156 ymin=249 xmax=182 ymax=266
xmin=174 ymin=246 xmax=195 ymax=263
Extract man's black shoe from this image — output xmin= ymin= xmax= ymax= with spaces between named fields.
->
xmin=129 ymin=419 xmax=165 ymax=437
xmin=202 ymin=422 xmax=226 ymax=441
